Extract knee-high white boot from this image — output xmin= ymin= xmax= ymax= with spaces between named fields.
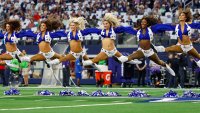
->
xmin=47 ymin=59 xmax=60 ymax=65
xmin=155 ymin=46 xmax=165 ymax=52
xmin=127 ymin=59 xmax=142 ymax=64
xmin=165 ymin=64 xmax=175 ymax=76
xmin=118 ymin=56 xmax=128 ymax=63
xmin=83 ymin=60 xmax=93 ymax=66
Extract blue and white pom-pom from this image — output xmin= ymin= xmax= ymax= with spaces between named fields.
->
xmin=77 ymin=90 xmax=90 ymax=96
xmin=182 ymin=90 xmax=200 ymax=98
xmin=91 ymin=90 xmax=107 ymax=96
xmin=4 ymin=88 xmax=20 ymax=95
xmin=106 ymin=91 xmax=121 ymax=97
xmin=128 ymin=89 xmax=150 ymax=97
xmin=163 ymin=90 xmax=179 ymax=98
xmin=59 ymin=89 xmax=76 ymax=96
xmin=37 ymin=90 xmax=55 ymax=96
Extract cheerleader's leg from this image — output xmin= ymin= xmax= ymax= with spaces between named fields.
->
xmin=188 ymin=48 xmax=200 ymax=67
xmin=128 ymin=50 xmax=144 ymax=61
xmin=165 ymin=45 xmax=183 ymax=53
xmin=0 ymin=54 xmax=13 ymax=60
xmin=149 ymin=53 xmax=175 ymax=76
xmin=83 ymin=52 xmax=108 ymax=66
xmin=50 ymin=53 xmax=63 ymax=60
xmin=48 ymin=54 xmax=75 ymax=65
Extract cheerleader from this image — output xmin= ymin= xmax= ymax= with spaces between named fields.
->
xmin=82 ymin=13 xmax=141 ymax=66
xmin=47 ymin=17 xmax=100 ymax=65
xmin=126 ymin=16 xmax=175 ymax=76
xmin=155 ymin=9 xmax=200 ymax=67
xmin=21 ymin=18 xmax=67 ymax=63
xmin=0 ymin=20 xmax=33 ymax=63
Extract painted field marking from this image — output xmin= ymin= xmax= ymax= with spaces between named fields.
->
xmin=149 ymin=98 xmax=177 ymax=102
xmin=34 ymin=99 xmax=50 ymax=102
xmin=0 ymin=95 xmax=34 ymax=99
xmin=0 ymin=102 xmax=132 ymax=111
xmin=73 ymin=100 xmax=87 ymax=102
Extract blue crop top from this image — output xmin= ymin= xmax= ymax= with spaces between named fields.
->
xmin=26 ymin=30 xmax=69 ymax=44
xmin=68 ymin=28 xmax=112 ymax=41
xmin=136 ymin=28 xmax=154 ymax=41
xmin=0 ymin=30 xmax=35 ymax=44
xmin=175 ymin=23 xmax=192 ymax=40
xmin=151 ymin=23 xmax=200 ymax=40
xmin=36 ymin=31 xmax=52 ymax=43
xmin=87 ymin=26 xmax=137 ymax=40
xmin=56 ymin=28 xmax=104 ymax=41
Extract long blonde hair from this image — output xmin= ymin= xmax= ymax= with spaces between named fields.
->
xmin=103 ymin=13 xmax=120 ymax=27
xmin=69 ymin=17 xmax=87 ymax=30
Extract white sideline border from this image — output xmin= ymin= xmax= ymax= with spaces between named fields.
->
xmin=0 ymin=102 xmax=132 ymax=111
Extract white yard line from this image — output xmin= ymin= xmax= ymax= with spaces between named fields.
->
xmin=0 ymin=102 xmax=132 ymax=111
xmin=34 ymin=99 xmax=50 ymax=101
xmin=0 ymin=95 xmax=35 ymax=99
xmin=192 ymin=101 xmax=200 ymax=103
xmin=73 ymin=100 xmax=86 ymax=102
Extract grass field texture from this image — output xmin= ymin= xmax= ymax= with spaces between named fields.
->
xmin=0 ymin=86 xmax=200 ymax=113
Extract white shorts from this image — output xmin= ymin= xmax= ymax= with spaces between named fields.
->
xmin=101 ymin=48 xmax=117 ymax=57
xmin=22 ymin=68 xmax=29 ymax=75
xmin=138 ymin=47 xmax=154 ymax=57
xmin=70 ymin=51 xmax=86 ymax=59
xmin=39 ymin=49 xmax=55 ymax=59
xmin=177 ymin=43 xmax=193 ymax=53
xmin=6 ymin=49 xmax=21 ymax=58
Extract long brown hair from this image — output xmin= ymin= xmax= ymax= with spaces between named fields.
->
xmin=39 ymin=17 xmax=63 ymax=32
xmin=3 ymin=19 xmax=21 ymax=33
xmin=179 ymin=9 xmax=192 ymax=22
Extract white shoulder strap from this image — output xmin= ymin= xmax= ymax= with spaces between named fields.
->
xmin=110 ymin=27 xmax=116 ymax=40
xmin=136 ymin=30 xmax=140 ymax=41
xmin=147 ymin=27 xmax=153 ymax=41
xmin=78 ymin=30 xmax=83 ymax=41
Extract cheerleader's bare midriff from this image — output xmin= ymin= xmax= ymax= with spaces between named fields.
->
xmin=5 ymin=43 xmax=18 ymax=52
xmin=102 ymin=38 xmax=115 ymax=51
xmin=69 ymin=40 xmax=83 ymax=53
xmin=178 ymin=35 xmax=191 ymax=45
xmin=139 ymin=40 xmax=151 ymax=50
xmin=38 ymin=41 xmax=52 ymax=53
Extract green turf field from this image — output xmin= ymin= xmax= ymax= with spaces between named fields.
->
xmin=0 ymin=86 xmax=200 ymax=113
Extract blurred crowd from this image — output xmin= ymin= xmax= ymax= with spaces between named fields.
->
xmin=0 ymin=0 xmax=200 ymax=31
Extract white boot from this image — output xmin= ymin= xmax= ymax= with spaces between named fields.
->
xmin=21 ymin=56 xmax=30 ymax=62
xmin=93 ymin=63 xmax=102 ymax=72
xmin=165 ymin=64 xmax=175 ymax=76
xmin=6 ymin=63 xmax=19 ymax=68
xmin=47 ymin=59 xmax=60 ymax=65
xmin=196 ymin=60 xmax=200 ymax=68
xmin=127 ymin=59 xmax=142 ymax=64
xmin=155 ymin=46 xmax=165 ymax=52
xmin=118 ymin=56 xmax=128 ymax=63
xmin=83 ymin=60 xmax=93 ymax=66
